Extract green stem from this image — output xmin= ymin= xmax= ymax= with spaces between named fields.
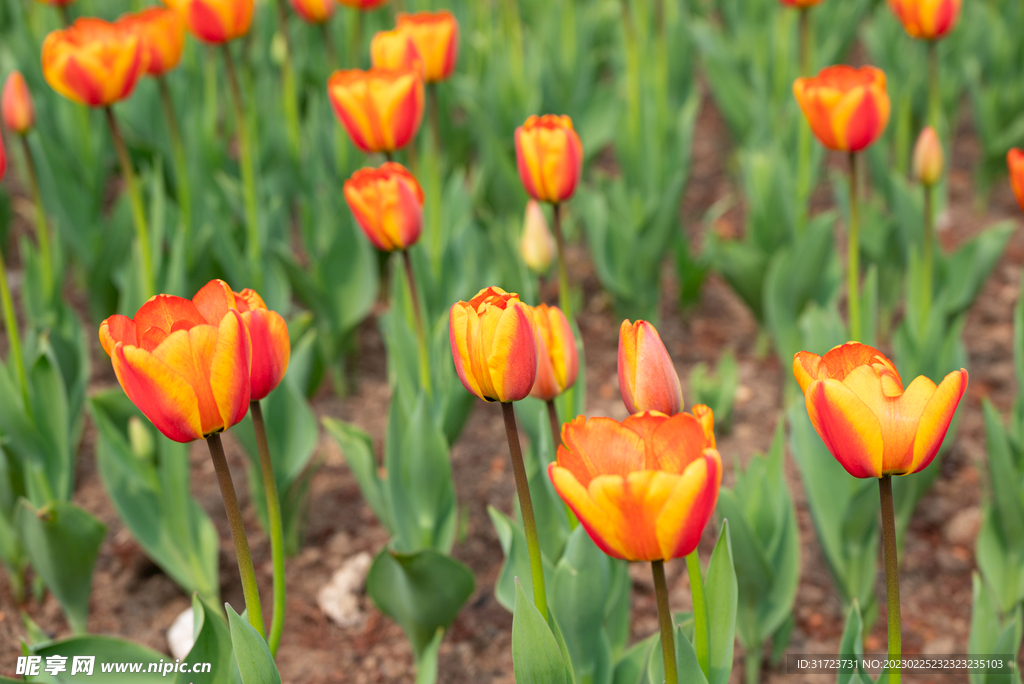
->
xmin=921 ymin=182 xmax=933 ymax=325
xmin=545 ymin=399 xmax=561 ymax=453
xmin=745 ymin=646 xmax=762 ymax=684
xmin=428 ymin=83 xmax=441 ymax=152
xmin=250 ymin=401 xmax=285 ymax=655
xmin=401 ymin=249 xmax=431 ymax=394
xmin=798 ymin=7 xmax=811 ymax=77
xmin=0 ymin=243 xmax=28 ymax=409
xmin=686 ymin=550 xmax=710 ymax=680
xmin=206 ymin=433 xmax=266 ymax=637
xmin=105 ymin=107 xmax=155 ymax=300
xmin=157 ymin=77 xmax=192 ymax=248
xmin=204 ymin=46 xmax=219 ymax=137
xmin=501 ymin=401 xmax=547 ymax=617
xmin=349 ymin=9 xmax=364 ymax=68
xmin=19 ymin=135 xmax=53 ymax=300
xmin=551 ymin=202 xmax=570 ymax=316
xmin=847 ymin=152 xmax=861 ymax=341
xmin=653 ymin=560 xmax=679 ymax=684
xmin=320 ymin=22 xmax=338 ymax=69
xmin=927 ymin=40 xmax=940 ymax=129
xmin=273 ymin=0 xmax=301 ymax=158
xmin=58 ymin=4 xmax=70 ymax=26
xmin=879 ymin=475 xmax=902 ymax=684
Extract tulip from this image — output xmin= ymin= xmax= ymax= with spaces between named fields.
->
xmin=343 ymin=162 xmax=424 ymax=252
xmin=888 ymin=0 xmax=961 ymax=40
xmin=327 ymin=68 xmax=425 ymax=154
xmin=42 ymin=18 xmax=146 ymax=107
xmin=778 ymin=0 xmax=823 ymax=6
xmin=520 ymin=200 xmax=555 ymax=274
xmin=913 ymin=126 xmax=943 ymax=186
xmin=167 ymin=0 xmax=253 ymax=43
xmin=336 ymin=0 xmax=388 ymax=7
xmin=515 ymin=114 xmax=584 ymax=204
xmin=395 ymin=11 xmax=459 ymax=83
xmin=793 ymin=65 xmax=891 ymax=152
xmin=118 ymin=8 xmax=185 ymax=76
xmin=370 ymin=29 xmax=425 ymax=79
xmin=1007 ymin=149 xmax=1024 ymax=213
xmin=618 ymin=319 xmax=683 ymax=416
xmin=529 ymin=304 xmax=578 ymax=402
xmin=289 ymin=0 xmax=335 ymax=24
xmin=2 ymin=72 xmax=35 ymax=134
xmin=793 ymin=342 xmax=968 ymax=479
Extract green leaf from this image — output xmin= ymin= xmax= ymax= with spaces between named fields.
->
xmin=646 ymin=625 xmax=708 ymax=684
xmin=982 ymin=399 xmax=1024 ymax=549
xmin=487 ymin=505 xmax=554 ymax=612
xmin=176 ymin=595 xmax=237 ymax=684
xmin=705 ymin=520 xmax=737 ymax=684
xmin=25 ymin=636 xmax=166 ymax=682
xmin=226 ymin=604 xmax=281 ymax=684
xmin=611 ymin=634 xmax=656 ymax=684
xmin=323 ymin=417 xmax=391 ymax=533
xmin=837 ymin=601 xmax=876 ymax=684
xmin=512 ymin=578 xmax=568 ymax=684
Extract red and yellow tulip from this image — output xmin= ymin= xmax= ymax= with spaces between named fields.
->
xmin=549 ymin=408 xmax=722 ymax=562
xmin=327 ymin=68 xmax=424 ymax=153
xmin=529 ymin=304 xmax=578 ymax=401
xmin=449 ymin=287 xmax=537 ymax=403
xmin=888 ymin=0 xmax=961 ymax=40
xmin=167 ymin=0 xmax=253 ymax=44
xmin=793 ymin=65 xmax=890 ymax=152
xmin=2 ymin=71 xmax=35 ymax=135
xmin=289 ymin=0 xmax=335 ymax=24
xmin=336 ymin=0 xmax=388 ymax=8
xmin=515 ymin=115 xmax=584 ymax=204
xmin=42 ymin=18 xmax=146 ymax=107
xmin=395 ymin=11 xmax=459 ymax=83
xmin=118 ymin=8 xmax=186 ymax=77
xmin=370 ymin=29 xmax=424 ymax=79
xmin=618 ymin=319 xmax=683 ymax=416
xmin=793 ymin=342 xmax=967 ymax=478
xmin=778 ymin=0 xmax=824 ymax=6
xmin=913 ymin=126 xmax=943 ymax=186
xmin=1008 ymin=149 xmax=1024 ymax=213
xmin=343 ymin=162 xmax=424 ymax=252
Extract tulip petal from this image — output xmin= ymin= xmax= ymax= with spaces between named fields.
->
xmin=559 ymin=416 xmax=646 ymax=485
xmin=112 ymin=343 xmax=203 ymax=443
xmin=151 ymin=326 xmax=224 ymax=435
xmin=488 ymin=303 xmax=537 ymax=403
xmin=909 ymin=369 xmax=968 ymax=474
xmin=245 ymin=308 xmax=289 ymax=401
xmin=134 ymin=294 xmax=207 ymax=336
xmin=449 ymin=303 xmax=485 ymax=401
xmin=549 ymin=463 xmax=629 ymax=559
xmin=100 ymin=315 xmax=137 ymax=357
xmin=656 ymin=449 xmax=721 ymax=560
xmin=793 ymin=351 xmax=823 ymax=393
xmin=806 ymin=379 xmax=884 ymax=478
xmin=209 ymin=309 xmax=251 ymax=430
xmin=649 ymin=412 xmax=712 ymax=473
xmin=192 ymin=279 xmax=237 ymax=325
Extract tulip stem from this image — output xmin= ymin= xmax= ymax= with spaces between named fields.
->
xmin=847 ymin=152 xmax=861 ymax=341
xmin=320 ymin=23 xmax=338 ymax=69
xmin=206 ymin=433 xmax=266 ymax=638
xmin=18 ymin=135 xmax=54 ymax=301
xmin=921 ymin=181 xmax=934 ymax=326
xmin=401 ymin=249 xmax=431 ymax=393
xmin=350 ymin=9 xmax=364 ymax=68
xmin=500 ymin=401 xmax=548 ymax=617
xmin=927 ymin=41 xmax=940 ymax=129
xmin=273 ymin=0 xmax=301 ymax=159
xmin=686 ymin=550 xmax=711 ymax=680
xmin=58 ymin=4 xmax=70 ymax=27
xmin=222 ymin=45 xmax=262 ymax=288
xmin=105 ymin=107 xmax=155 ymax=300
xmin=795 ymin=6 xmax=813 ymax=227
xmin=652 ymin=560 xmax=679 ymax=684
xmin=428 ymin=83 xmax=441 ymax=152
xmin=0 ymin=242 xmax=29 ymax=410
xmin=156 ymin=76 xmax=192 ymax=250
xmin=545 ymin=399 xmax=561 ymax=454
xmin=551 ymin=202 xmax=570 ymax=316
xmin=879 ymin=475 xmax=902 ymax=684
xmin=798 ymin=7 xmax=811 ymax=77
xmin=250 ymin=401 xmax=286 ymax=655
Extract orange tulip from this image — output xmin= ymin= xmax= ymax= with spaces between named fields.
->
xmin=118 ymin=8 xmax=186 ymax=77
xmin=2 ymin=71 xmax=35 ymax=134
xmin=793 ymin=342 xmax=967 ymax=479
xmin=618 ymin=319 xmax=683 ymax=416
xmin=549 ymin=408 xmax=722 ymax=562
xmin=370 ymin=29 xmax=425 ymax=79
xmin=327 ymin=68 xmax=424 ymax=153
xmin=167 ymin=0 xmax=253 ymax=44
xmin=99 ymin=294 xmax=251 ymax=443
xmin=515 ymin=114 xmax=584 ymax=204
xmin=449 ymin=287 xmax=537 ymax=403
xmin=913 ymin=126 xmax=943 ymax=186
xmin=343 ymin=162 xmax=424 ymax=251
xmin=529 ymin=304 xmax=578 ymax=401
xmin=42 ymin=18 xmax=146 ymax=107
xmin=1007 ymin=149 xmax=1024 ymax=213
xmin=793 ymin=65 xmax=891 ymax=152
xmin=778 ymin=0 xmax=824 ymax=6
xmin=289 ymin=0 xmax=334 ymax=24
xmin=395 ymin=11 xmax=459 ymax=83
xmin=888 ymin=0 xmax=961 ymax=39
xmin=336 ymin=0 xmax=388 ymax=8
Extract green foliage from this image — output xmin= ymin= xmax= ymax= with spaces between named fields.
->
xmin=227 ymin=604 xmax=282 ymax=684
xmin=512 ymin=579 xmax=572 ymax=684
xmin=689 ymin=350 xmax=738 ymax=432
xmin=836 ymin=601 xmax=879 ymax=684
xmin=23 ymin=636 xmax=167 ymax=683
xmin=968 ymin=573 xmax=1024 ymax=684
xmin=176 ymin=596 xmax=238 ymax=684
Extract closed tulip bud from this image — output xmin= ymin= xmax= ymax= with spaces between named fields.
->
xmin=2 ymin=71 xmax=35 ymax=134
xmin=520 ymin=200 xmax=556 ymax=274
xmin=618 ymin=319 xmax=683 ymax=416
xmin=794 ymin=342 xmax=967 ymax=478
xmin=289 ymin=0 xmax=335 ymax=24
xmin=343 ymin=162 xmax=424 ymax=251
xmin=888 ymin=0 xmax=961 ymax=40
xmin=1007 ymin=149 xmax=1024 ymax=213
xmin=793 ymin=65 xmax=890 ymax=152
xmin=549 ymin=408 xmax=722 ymax=561
xmin=167 ymin=0 xmax=253 ymax=43
xmin=515 ymin=114 xmax=584 ymax=204
xmin=529 ymin=304 xmax=579 ymax=401
xmin=336 ymin=0 xmax=388 ymax=8
xmin=327 ymin=68 xmax=424 ymax=153
xmin=395 ymin=11 xmax=459 ymax=83
xmin=778 ymin=0 xmax=824 ymax=6
xmin=449 ymin=287 xmax=537 ymax=403
xmin=42 ymin=19 xmax=146 ymax=107
xmin=370 ymin=29 xmax=425 ymax=79
xmin=913 ymin=126 xmax=943 ymax=186
xmin=118 ymin=8 xmax=186 ymax=77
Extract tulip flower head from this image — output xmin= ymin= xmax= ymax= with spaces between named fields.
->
xmin=1008 ymin=149 xmax=1024 ymax=213
xmin=793 ymin=342 xmax=967 ymax=479
xmin=289 ymin=0 xmax=335 ymax=24
xmin=515 ymin=114 xmax=584 ymax=204
xmin=913 ymin=126 xmax=943 ymax=186
xmin=167 ymin=0 xmax=254 ymax=43
xmin=549 ymin=408 xmax=722 ymax=562
xmin=395 ymin=11 xmax=459 ymax=83
xmin=327 ymin=68 xmax=424 ymax=153
xmin=42 ymin=18 xmax=146 ymax=107
xmin=2 ymin=71 xmax=35 ymax=135
xmin=370 ymin=29 xmax=425 ymax=79
xmin=529 ymin=304 xmax=579 ymax=401
xmin=778 ymin=0 xmax=824 ymax=6
xmin=118 ymin=8 xmax=186 ymax=77
xmin=449 ymin=287 xmax=538 ymax=403
xmin=336 ymin=0 xmax=389 ymax=8
xmin=618 ymin=319 xmax=683 ymax=416
xmin=343 ymin=162 xmax=424 ymax=252
xmin=793 ymin=65 xmax=891 ymax=152
xmin=888 ymin=0 xmax=961 ymax=40
xmin=520 ymin=200 xmax=556 ymax=274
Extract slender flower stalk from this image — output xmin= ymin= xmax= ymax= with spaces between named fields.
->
xmin=686 ymin=551 xmax=711 ymax=680
xmin=320 ymin=23 xmax=338 ymax=67
xmin=18 ymin=136 xmax=54 ymax=299
xmin=552 ymin=203 xmax=570 ymax=315
xmin=545 ymin=399 xmax=560 ymax=453
xmin=798 ymin=7 xmax=811 ymax=77
xmin=927 ymin=41 xmax=940 ymax=127
xmin=428 ymin=83 xmax=440 ymax=150
xmin=350 ymin=10 xmax=364 ymax=67
xmin=156 ymin=77 xmax=192 ymax=246
xmin=105 ymin=107 xmax=155 ymax=299
xmin=653 ymin=560 xmax=679 ymax=684
xmin=847 ymin=152 xmax=861 ymax=340
xmin=273 ymin=0 xmax=301 ymax=157
xmin=795 ymin=7 xmax=812 ymax=226
xmin=879 ymin=475 xmax=902 ymax=684
xmin=207 ymin=433 xmax=266 ymax=637
xmin=250 ymin=401 xmax=286 ymax=655
xmin=921 ymin=181 xmax=933 ymax=323
xmin=401 ymin=250 xmax=431 ymax=393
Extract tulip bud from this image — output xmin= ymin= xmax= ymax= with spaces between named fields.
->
xmin=344 ymin=162 xmax=424 ymax=252
xmin=370 ymin=29 xmax=425 ymax=79
xmin=128 ymin=416 xmax=155 ymax=462
xmin=118 ymin=8 xmax=186 ymax=77
xmin=170 ymin=0 xmax=254 ymax=44
xmin=2 ymin=71 xmax=35 ymax=134
xmin=42 ymin=19 xmax=147 ymax=107
xmin=395 ymin=11 xmax=459 ymax=83
xmin=529 ymin=304 xmax=579 ymax=401
xmin=327 ymin=68 xmax=425 ymax=153
xmin=1007 ymin=148 xmax=1024 ymax=213
xmin=520 ymin=201 xmax=555 ymax=274
xmin=912 ymin=126 xmax=943 ymax=186
xmin=888 ymin=0 xmax=961 ymax=40
xmin=618 ymin=319 xmax=683 ymax=415
xmin=793 ymin=65 xmax=890 ymax=152
xmin=515 ymin=114 xmax=584 ymax=204
xmin=289 ymin=0 xmax=335 ymax=24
